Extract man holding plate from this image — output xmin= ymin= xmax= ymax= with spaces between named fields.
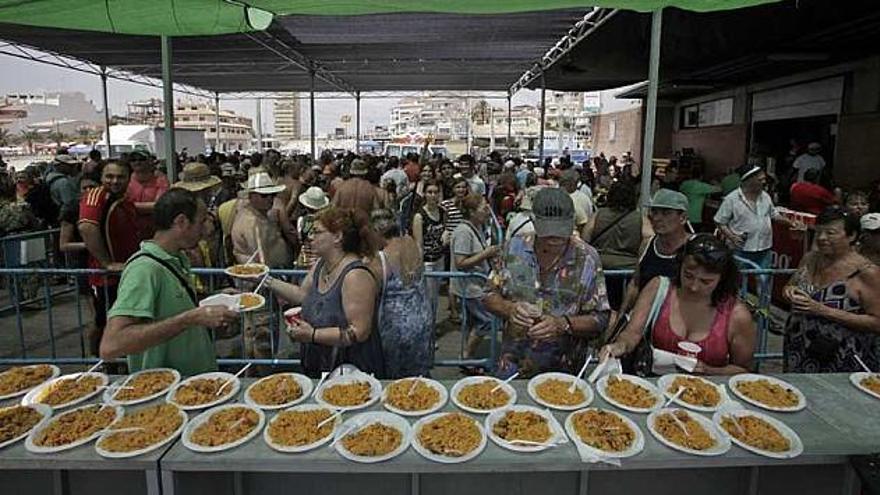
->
xmin=101 ymin=189 xmax=238 ymax=375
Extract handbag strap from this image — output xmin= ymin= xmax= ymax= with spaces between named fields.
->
xmin=128 ymin=252 xmax=197 ymax=307
xmin=642 ymin=276 xmax=670 ymax=338
xmin=376 ymin=251 xmax=388 ymax=328
xmin=590 ymin=210 xmax=630 ymax=244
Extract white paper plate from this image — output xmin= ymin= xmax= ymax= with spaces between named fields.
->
xmin=657 ymin=374 xmax=727 ymax=412
xmin=0 ymin=365 xmax=60 ymax=401
xmin=103 ymin=368 xmax=181 ymax=406
xmin=95 ymin=404 xmax=188 ymax=459
xmin=712 ymin=409 xmax=803 ymax=459
xmin=727 ymin=374 xmax=806 ymax=412
xmin=314 ymin=373 xmax=382 ymax=412
xmin=0 ymin=403 xmax=52 ymax=450
xmin=245 ymin=373 xmax=313 ymax=410
xmin=382 ymin=377 xmax=449 ymax=417
xmin=199 ymin=293 xmax=240 ymax=310
xmin=224 ymin=263 xmax=269 ymax=279
xmin=450 ymin=376 xmax=517 ymax=415
xmin=564 ymin=407 xmax=645 ymax=459
xmin=485 ymin=405 xmax=568 ymax=453
xmin=596 ymin=374 xmax=661 ymax=414
xmin=182 ymin=404 xmax=265 ymax=453
xmin=237 ymin=293 xmax=266 ymax=313
xmin=21 ymin=372 xmax=109 ymax=410
xmin=333 ymin=411 xmax=411 ymax=463
xmin=166 ymin=372 xmax=240 ymax=411
xmin=263 ymin=404 xmax=340 ymax=453
xmin=26 ymin=404 xmax=123 ymax=454
xmin=411 ymin=412 xmax=487 ymax=463
xmin=850 ymin=372 xmax=880 ymax=401
xmin=527 ymin=372 xmax=593 ymax=411
xmin=647 ymin=408 xmax=731 ymax=456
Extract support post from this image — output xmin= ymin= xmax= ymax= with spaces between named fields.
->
xmin=255 ymin=98 xmax=263 ymax=152
xmin=640 ymin=8 xmax=663 ymax=205
xmin=100 ymin=66 xmax=111 ymax=157
xmin=310 ymin=70 xmax=316 ymax=160
xmin=160 ymin=35 xmax=176 ymax=184
xmin=214 ymin=92 xmax=221 ymax=152
xmin=355 ymin=91 xmax=361 ymax=153
xmin=507 ymin=93 xmax=512 ymax=154
xmin=539 ymin=73 xmax=546 ymax=164
xmin=465 ymin=97 xmax=471 ymax=155
xmin=490 ymin=105 xmax=495 ymax=151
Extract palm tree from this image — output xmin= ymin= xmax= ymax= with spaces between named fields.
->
xmin=76 ymin=126 xmax=95 ymax=145
xmin=19 ymin=129 xmax=39 ymax=154
xmin=48 ymin=131 xmax=65 ymax=148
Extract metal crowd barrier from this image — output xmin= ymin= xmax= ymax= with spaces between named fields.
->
xmin=0 ymin=264 xmax=793 ymax=372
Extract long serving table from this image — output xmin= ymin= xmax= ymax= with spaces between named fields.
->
xmin=0 ymin=386 xmax=166 ymax=495
xmin=1 ymin=373 xmax=877 ymax=495
xmin=157 ymin=373 xmax=880 ymax=495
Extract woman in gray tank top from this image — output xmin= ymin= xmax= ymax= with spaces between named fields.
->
xmin=265 ymin=206 xmax=386 ymax=377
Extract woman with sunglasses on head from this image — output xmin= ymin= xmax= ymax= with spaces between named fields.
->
xmin=600 ymin=234 xmax=756 ymax=375
xmin=264 ymin=206 xmax=386 ymax=377
xmin=783 ymin=207 xmax=880 ymax=373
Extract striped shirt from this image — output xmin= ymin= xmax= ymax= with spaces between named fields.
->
xmin=440 ymin=199 xmax=463 ymax=235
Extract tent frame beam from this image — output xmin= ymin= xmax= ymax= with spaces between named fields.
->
xmin=243 ymin=30 xmax=357 ymax=96
xmin=509 ymin=8 xmax=618 ymax=95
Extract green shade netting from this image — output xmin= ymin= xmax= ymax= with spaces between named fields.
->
xmin=0 ymin=0 xmax=780 ymax=36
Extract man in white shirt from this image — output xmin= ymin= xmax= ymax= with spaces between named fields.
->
xmin=714 ymin=165 xmax=801 ymax=268
xmin=792 ymin=142 xmax=826 ymax=183
xmin=560 ymin=169 xmax=594 ymax=218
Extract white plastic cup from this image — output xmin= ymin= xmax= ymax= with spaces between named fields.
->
xmin=677 ymin=341 xmax=702 ymax=359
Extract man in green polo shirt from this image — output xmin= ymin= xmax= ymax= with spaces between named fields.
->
xmin=101 ymin=188 xmax=238 ymax=375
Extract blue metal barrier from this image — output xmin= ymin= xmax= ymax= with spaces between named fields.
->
xmin=0 ymin=265 xmax=795 ymax=372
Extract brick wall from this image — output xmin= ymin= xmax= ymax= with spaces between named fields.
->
xmin=672 ymin=124 xmax=749 ymax=178
xmin=591 ymin=107 xmax=643 ymax=160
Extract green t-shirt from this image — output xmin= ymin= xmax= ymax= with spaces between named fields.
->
xmin=108 ymin=241 xmax=217 ymax=376
xmin=679 ymin=179 xmax=721 ymax=223
xmin=720 ymin=173 xmax=741 ymax=196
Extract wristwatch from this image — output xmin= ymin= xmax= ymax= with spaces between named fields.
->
xmin=562 ymin=316 xmax=574 ymax=335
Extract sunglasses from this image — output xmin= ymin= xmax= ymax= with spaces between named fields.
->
xmin=685 ymin=235 xmax=730 ymax=264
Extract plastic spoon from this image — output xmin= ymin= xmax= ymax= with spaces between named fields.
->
xmin=77 ymin=360 xmax=104 ymax=381
xmin=316 ymin=410 xmax=343 ymax=429
xmin=569 ymin=354 xmax=592 ymax=394
xmin=217 ymin=363 xmax=252 ymax=396
xmin=491 ymin=372 xmax=519 ymax=393
xmin=854 ymin=354 xmax=873 ymax=373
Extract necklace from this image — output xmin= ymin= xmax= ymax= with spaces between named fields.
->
xmin=321 ymin=253 xmax=349 ymax=284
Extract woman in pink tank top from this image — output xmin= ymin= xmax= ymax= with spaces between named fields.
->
xmin=601 ymin=234 xmax=756 ymax=375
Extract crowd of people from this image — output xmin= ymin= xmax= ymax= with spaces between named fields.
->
xmin=0 ymin=140 xmax=878 ymax=381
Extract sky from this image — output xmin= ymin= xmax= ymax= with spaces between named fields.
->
xmin=0 ymin=54 xmax=541 ymax=135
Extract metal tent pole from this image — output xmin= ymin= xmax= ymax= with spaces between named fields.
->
xmin=255 ymin=98 xmax=263 ymax=152
xmin=100 ymin=66 xmax=111 ymax=157
xmin=507 ymin=93 xmax=512 ymax=154
xmin=355 ymin=91 xmax=361 ymax=153
xmin=640 ymin=8 xmax=663 ymax=205
xmin=539 ymin=73 xmax=546 ymax=164
xmin=465 ymin=97 xmax=472 ymax=155
xmin=214 ymin=92 xmax=221 ymax=152
xmin=310 ymin=71 xmax=316 ymax=160
xmin=160 ymin=35 xmax=177 ymax=183
xmin=490 ymin=105 xmax=495 ymax=151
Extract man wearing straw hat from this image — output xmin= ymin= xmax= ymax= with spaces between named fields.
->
xmin=230 ymin=172 xmax=292 ymax=366
xmin=171 ymin=162 xmax=224 ymax=294
xmin=295 ymin=185 xmax=330 ymax=267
